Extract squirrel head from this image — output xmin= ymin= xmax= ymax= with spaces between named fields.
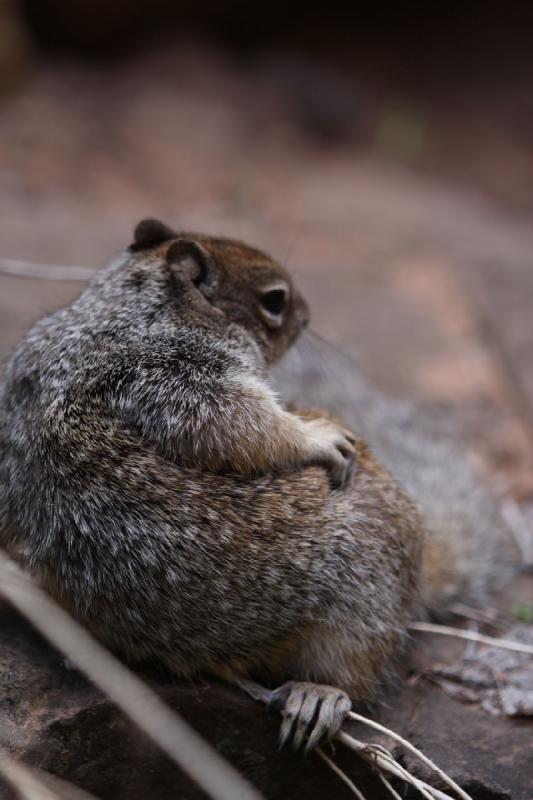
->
xmin=128 ymin=218 xmax=309 ymax=364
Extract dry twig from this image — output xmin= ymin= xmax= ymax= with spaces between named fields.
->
xmin=348 ymin=710 xmax=471 ymax=800
xmin=379 ymin=773 xmax=403 ymax=800
xmin=316 ymin=747 xmax=367 ymax=799
xmin=0 ymin=748 xmax=99 ymax=800
xmin=501 ymin=498 xmax=533 ymax=566
xmin=409 ymin=621 xmax=533 ymax=655
xmin=0 ymin=258 xmax=95 ymax=281
xmin=336 ymin=733 xmax=451 ymax=800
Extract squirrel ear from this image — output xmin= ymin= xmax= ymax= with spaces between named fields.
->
xmin=130 ymin=218 xmax=177 ymax=251
xmin=166 ymin=239 xmax=209 ymax=286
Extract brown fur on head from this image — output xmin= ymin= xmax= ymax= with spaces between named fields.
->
xmin=129 ymin=218 xmax=309 ymax=365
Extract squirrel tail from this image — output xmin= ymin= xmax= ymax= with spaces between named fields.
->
xmin=272 ymin=331 xmax=520 ymax=616
xmin=396 ymin=432 xmax=517 ymax=615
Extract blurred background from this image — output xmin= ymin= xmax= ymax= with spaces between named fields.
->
xmin=2 ymin=8 xmax=533 ymax=796
xmin=1 ymin=0 xmax=533 ymax=499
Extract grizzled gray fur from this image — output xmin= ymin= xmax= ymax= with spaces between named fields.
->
xmin=0 ymin=219 xmax=516 ymax=748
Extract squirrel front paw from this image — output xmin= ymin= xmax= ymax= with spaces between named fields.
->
xmin=301 ymin=416 xmax=356 ymax=489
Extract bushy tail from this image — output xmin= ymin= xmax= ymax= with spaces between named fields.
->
xmin=272 ymin=331 xmax=519 ymax=615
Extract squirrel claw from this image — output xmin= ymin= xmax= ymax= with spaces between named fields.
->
xmin=273 ymin=681 xmax=352 ymax=753
xmin=301 ymin=417 xmax=357 ymax=490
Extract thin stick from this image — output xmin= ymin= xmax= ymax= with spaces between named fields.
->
xmin=0 ymin=258 xmax=95 ymax=281
xmin=370 ymin=752 xmax=436 ymax=800
xmin=348 ymin=710 xmax=472 ymax=800
xmin=417 ymin=783 xmax=459 ymax=800
xmin=0 ymin=754 xmax=60 ymax=800
xmin=501 ymin=499 xmax=533 ymax=566
xmin=0 ymin=553 xmax=263 ymax=800
xmin=0 ymin=749 xmax=100 ymax=799
xmin=409 ymin=622 xmax=533 ymax=655
xmin=336 ymin=733 xmax=453 ymax=800
xmin=379 ymin=773 xmax=403 ymax=800
xmin=316 ymin=747 xmax=367 ymax=800
xmin=383 ymin=760 xmax=453 ymax=800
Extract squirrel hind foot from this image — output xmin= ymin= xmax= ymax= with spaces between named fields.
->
xmin=272 ymin=681 xmax=352 ymax=753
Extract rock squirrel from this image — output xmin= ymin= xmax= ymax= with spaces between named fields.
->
xmin=0 ymin=219 xmax=515 ymax=750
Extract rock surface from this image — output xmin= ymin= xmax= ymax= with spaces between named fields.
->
xmin=2 ymin=599 xmax=533 ymax=800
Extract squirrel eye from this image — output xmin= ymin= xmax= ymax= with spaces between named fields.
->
xmin=259 ymin=288 xmax=287 ymax=316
